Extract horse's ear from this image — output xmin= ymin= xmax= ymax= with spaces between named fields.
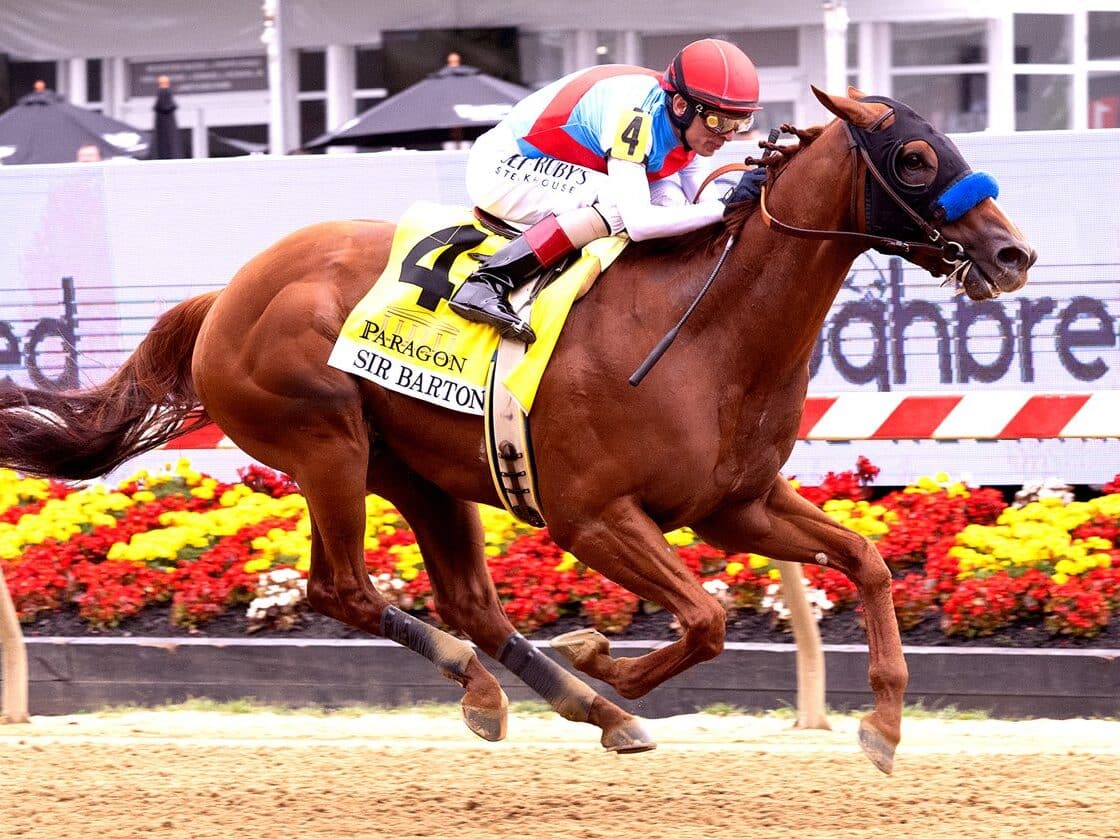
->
xmin=811 ymin=84 xmax=883 ymax=129
xmin=847 ymin=84 xmax=867 ymax=99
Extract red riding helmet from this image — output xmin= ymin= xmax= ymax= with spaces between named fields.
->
xmin=661 ymin=38 xmax=762 ymax=115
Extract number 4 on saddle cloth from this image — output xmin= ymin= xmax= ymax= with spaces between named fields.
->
xmin=327 ymin=201 xmax=628 ymax=526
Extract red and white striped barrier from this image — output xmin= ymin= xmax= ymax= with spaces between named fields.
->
xmin=799 ymin=392 xmax=1120 ymax=440
xmin=162 ymin=425 xmax=237 ymax=449
xmin=161 ymin=392 xmax=1120 ymax=449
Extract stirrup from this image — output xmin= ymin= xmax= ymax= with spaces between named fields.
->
xmin=460 ymin=307 xmax=536 ymax=344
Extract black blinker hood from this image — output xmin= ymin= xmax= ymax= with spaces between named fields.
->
xmin=847 ymin=95 xmax=973 ymax=240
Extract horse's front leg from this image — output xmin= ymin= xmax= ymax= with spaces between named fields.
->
xmin=693 ymin=478 xmax=907 ymax=775
xmin=547 ymin=501 xmax=729 ymax=700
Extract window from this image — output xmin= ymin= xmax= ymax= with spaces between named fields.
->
xmin=641 ymin=29 xmax=799 ymax=72
xmin=355 ymin=96 xmax=386 ymax=112
xmin=1013 ymin=14 xmax=1072 ymax=65
xmin=86 ymin=59 xmax=102 ymax=105
xmin=891 ymin=21 xmax=987 ymax=67
xmin=750 ymin=99 xmax=794 ymax=138
xmin=846 ymin=23 xmax=860 ymax=92
xmin=296 ymin=50 xmax=327 ymax=145
xmin=893 ymin=73 xmax=988 ymax=133
xmin=1086 ymin=12 xmax=1119 ymax=129
xmin=1088 ymin=12 xmax=1120 ymax=60
xmin=1014 ymin=74 xmax=1071 ymax=130
xmin=1088 ymin=72 xmax=1120 ymax=129
xmin=298 ymin=50 xmax=325 ymax=93
xmin=356 ymin=46 xmax=386 ymax=91
xmin=9 ymin=61 xmax=56 ymax=100
xmin=518 ymin=31 xmax=565 ymax=89
xmin=299 ymin=99 xmax=326 ymax=147
xmin=594 ymin=30 xmax=619 ymax=65
xmin=890 ymin=21 xmax=988 ymax=133
xmin=1011 ymin=14 xmax=1074 ymax=130
xmin=355 ymin=45 xmax=387 ymax=114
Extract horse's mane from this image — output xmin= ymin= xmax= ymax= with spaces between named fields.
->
xmin=635 ymin=123 xmax=828 ymax=257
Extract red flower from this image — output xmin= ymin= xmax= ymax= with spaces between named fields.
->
xmin=237 ymin=464 xmax=300 ymax=497
xmin=1044 ymin=578 xmax=1112 ymax=637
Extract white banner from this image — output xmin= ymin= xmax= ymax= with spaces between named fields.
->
xmin=1 ymin=131 xmax=1117 ymax=484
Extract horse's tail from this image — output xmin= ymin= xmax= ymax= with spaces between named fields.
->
xmin=0 ymin=292 xmax=220 ymax=480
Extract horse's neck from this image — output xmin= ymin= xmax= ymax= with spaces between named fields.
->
xmin=719 ymin=125 xmax=862 ymax=377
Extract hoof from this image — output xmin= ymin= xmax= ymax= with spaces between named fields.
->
xmin=601 ymin=717 xmax=657 ymax=754
xmin=462 ymin=688 xmax=509 ymax=742
xmin=858 ymin=715 xmax=897 ymax=775
xmin=550 ymin=627 xmax=610 ymax=667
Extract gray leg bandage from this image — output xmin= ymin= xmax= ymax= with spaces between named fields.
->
xmin=380 ymin=605 xmax=474 ymax=681
xmin=496 ymin=631 xmax=597 ymax=721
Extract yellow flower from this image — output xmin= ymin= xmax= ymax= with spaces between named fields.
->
xmin=555 ymin=552 xmax=578 ymax=572
xmin=725 ymin=560 xmax=744 ymax=576
xmin=665 ymin=528 xmax=698 ymax=547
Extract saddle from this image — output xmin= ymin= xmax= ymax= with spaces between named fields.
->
xmin=327 ymin=201 xmax=628 ymax=528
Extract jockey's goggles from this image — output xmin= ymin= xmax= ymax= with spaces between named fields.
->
xmin=695 ymin=102 xmax=755 ymax=135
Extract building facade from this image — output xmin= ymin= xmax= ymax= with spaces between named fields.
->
xmin=1 ymin=1 xmax=1118 ymax=155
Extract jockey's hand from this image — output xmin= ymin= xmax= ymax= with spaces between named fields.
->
xmin=722 ymin=166 xmax=768 ymax=210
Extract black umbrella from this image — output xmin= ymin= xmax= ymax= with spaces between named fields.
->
xmin=149 ymin=75 xmax=186 ymax=159
xmin=0 ymin=81 xmax=148 ymax=165
xmin=305 ymin=58 xmax=530 ymax=150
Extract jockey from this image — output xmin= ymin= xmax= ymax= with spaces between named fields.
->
xmin=448 ymin=38 xmax=767 ymax=343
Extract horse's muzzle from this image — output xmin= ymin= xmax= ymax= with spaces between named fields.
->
xmin=961 ymin=233 xmax=1036 ymax=300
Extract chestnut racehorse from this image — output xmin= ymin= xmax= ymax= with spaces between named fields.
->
xmin=0 ymin=88 xmax=1034 ymax=772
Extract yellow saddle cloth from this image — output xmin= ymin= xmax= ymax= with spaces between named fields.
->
xmin=328 ymin=201 xmax=627 ymax=415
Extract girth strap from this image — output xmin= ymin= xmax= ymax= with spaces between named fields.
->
xmin=484 ymin=281 xmax=546 ymax=527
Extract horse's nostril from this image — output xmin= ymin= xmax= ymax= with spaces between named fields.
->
xmin=998 ymin=244 xmax=1033 ymax=273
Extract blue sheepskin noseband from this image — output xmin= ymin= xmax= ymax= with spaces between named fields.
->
xmin=935 ymin=171 xmax=999 ymax=222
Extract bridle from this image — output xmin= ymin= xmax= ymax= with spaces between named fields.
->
xmin=697 ymin=116 xmax=982 ymax=289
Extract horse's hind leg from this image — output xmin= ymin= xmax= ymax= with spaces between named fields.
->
xmin=371 ymin=460 xmax=655 ymax=753
xmin=693 ymin=478 xmax=908 ymax=775
xmin=295 ymin=446 xmax=509 ymax=742
xmin=543 ymin=503 xmax=733 ymax=707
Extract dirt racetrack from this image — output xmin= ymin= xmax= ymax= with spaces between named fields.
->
xmin=2 ymin=708 xmax=1119 ymax=839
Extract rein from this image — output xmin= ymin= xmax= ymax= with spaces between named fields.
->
xmin=629 ymin=132 xmax=784 ymax=387
xmin=756 ymin=127 xmax=965 ymax=269
xmin=629 ymin=234 xmax=736 ymax=386
xmin=630 ymin=116 xmax=976 ymax=386
xmin=700 ymin=125 xmax=971 ymax=277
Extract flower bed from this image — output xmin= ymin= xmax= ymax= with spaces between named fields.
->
xmin=2 ymin=458 xmax=1119 ymax=643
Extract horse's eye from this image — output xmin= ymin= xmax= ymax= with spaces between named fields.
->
xmin=893 ymin=145 xmax=936 ymax=189
xmin=901 ymin=152 xmax=924 ymax=170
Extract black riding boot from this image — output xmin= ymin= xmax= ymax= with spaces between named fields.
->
xmin=449 ymin=215 xmax=577 ymax=344
xmin=449 ymin=238 xmax=540 ymax=343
